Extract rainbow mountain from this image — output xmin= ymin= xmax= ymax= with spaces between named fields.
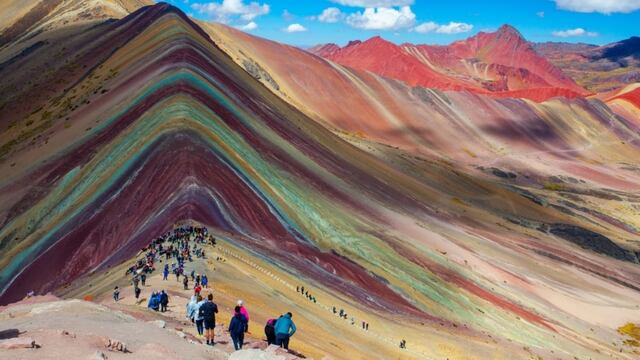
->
xmin=0 ymin=2 xmax=640 ymax=359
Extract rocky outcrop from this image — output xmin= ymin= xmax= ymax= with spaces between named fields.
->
xmin=549 ymin=224 xmax=639 ymax=263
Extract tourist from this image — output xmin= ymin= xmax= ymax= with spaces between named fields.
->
xmin=274 ymin=312 xmax=296 ymax=350
xmin=147 ymin=291 xmax=160 ymax=311
xmin=264 ymin=318 xmax=277 ymax=345
xmin=163 ymin=264 xmax=169 ymax=280
xmin=183 ymin=275 xmax=189 ymax=290
xmin=201 ymin=274 xmax=209 ymax=288
xmin=236 ymin=300 xmax=250 ymax=332
xmin=186 ymin=295 xmax=197 ymax=323
xmin=160 ymin=290 xmax=169 ymax=312
xmin=134 ymin=286 xmax=141 ymax=299
xmin=198 ymin=293 xmax=219 ymax=345
xmin=194 ymin=294 xmax=205 ymax=336
xmin=228 ymin=306 xmax=248 ymax=350
xmin=141 ymin=273 xmax=147 ymax=286
xmin=113 ymin=286 xmax=120 ymax=302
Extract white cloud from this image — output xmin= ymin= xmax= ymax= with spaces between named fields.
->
xmin=318 ymin=7 xmax=343 ymax=23
xmin=414 ymin=21 xmax=473 ymax=34
xmin=285 ymin=23 xmax=307 ymax=33
xmin=282 ymin=9 xmax=294 ymax=21
xmin=346 ymin=6 xmax=416 ymax=30
xmin=192 ymin=0 xmax=270 ymax=22
xmin=554 ymin=0 xmax=640 ymax=14
xmin=536 ymin=11 xmax=545 ymax=17
xmin=238 ymin=21 xmax=258 ymax=30
xmin=414 ymin=22 xmax=438 ymax=33
xmin=330 ymin=0 xmax=413 ymax=6
xmin=552 ymin=28 xmax=599 ymax=37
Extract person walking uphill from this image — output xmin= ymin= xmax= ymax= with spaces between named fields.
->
xmin=198 ymin=293 xmax=219 ymax=345
xmin=274 ymin=312 xmax=296 ymax=350
xmin=228 ymin=306 xmax=248 ymax=350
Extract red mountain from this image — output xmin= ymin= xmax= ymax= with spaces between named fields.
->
xmin=310 ymin=25 xmax=589 ymax=101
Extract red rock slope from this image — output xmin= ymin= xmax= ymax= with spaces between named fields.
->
xmin=310 ymin=25 xmax=589 ymax=102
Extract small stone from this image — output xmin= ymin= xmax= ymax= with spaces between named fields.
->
xmin=149 ymin=320 xmax=166 ymax=329
xmin=92 ymin=350 xmax=108 ymax=360
xmin=176 ymin=331 xmax=186 ymax=339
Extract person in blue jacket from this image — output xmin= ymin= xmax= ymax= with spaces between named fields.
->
xmin=274 ymin=312 xmax=296 ymax=350
xmin=147 ymin=291 xmax=160 ymax=311
xmin=228 ymin=306 xmax=248 ymax=350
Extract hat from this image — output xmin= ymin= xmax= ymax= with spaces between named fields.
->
xmin=237 ymin=300 xmax=243 ymax=306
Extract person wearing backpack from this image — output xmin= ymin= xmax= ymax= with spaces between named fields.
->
xmin=228 ymin=306 xmax=248 ymax=350
xmin=198 ymin=293 xmax=218 ymax=345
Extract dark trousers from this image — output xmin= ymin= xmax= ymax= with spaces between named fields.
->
xmin=160 ymin=304 xmax=167 ymax=312
xmin=195 ymin=320 xmax=204 ymax=335
xmin=265 ymin=326 xmax=276 ymax=345
xmin=231 ymin=333 xmax=244 ymax=350
xmin=276 ymin=334 xmax=290 ymax=349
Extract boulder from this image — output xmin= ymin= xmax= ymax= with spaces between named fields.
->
xmin=105 ymin=338 xmax=128 ymax=352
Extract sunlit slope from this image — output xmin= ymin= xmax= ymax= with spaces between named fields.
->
xmin=0 ymin=4 xmax=639 ymax=359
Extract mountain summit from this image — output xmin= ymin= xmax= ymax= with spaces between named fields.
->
xmin=310 ymin=24 xmax=588 ymax=101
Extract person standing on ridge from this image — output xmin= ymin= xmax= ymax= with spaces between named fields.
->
xmin=183 ymin=275 xmax=189 ymax=290
xmin=141 ymin=273 xmax=147 ymax=286
xmin=160 ymin=290 xmax=169 ymax=312
xmin=264 ymin=318 xmax=277 ymax=345
xmin=274 ymin=312 xmax=296 ymax=350
xmin=163 ymin=264 xmax=169 ymax=280
xmin=235 ymin=300 xmax=250 ymax=333
xmin=134 ymin=285 xmax=141 ymax=300
xmin=201 ymin=274 xmax=209 ymax=288
xmin=113 ymin=286 xmax=120 ymax=302
xmin=228 ymin=306 xmax=248 ymax=350
xmin=193 ymin=294 xmax=205 ymax=336
xmin=198 ymin=293 xmax=219 ymax=345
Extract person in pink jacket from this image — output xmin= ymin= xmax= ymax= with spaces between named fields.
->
xmin=236 ymin=300 xmax=250 ymax=333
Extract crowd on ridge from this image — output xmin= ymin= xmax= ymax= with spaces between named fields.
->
xmin=115 ymin=225 xmax=298 ymax=352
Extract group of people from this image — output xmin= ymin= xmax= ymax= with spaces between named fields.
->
xmin=116 ymin=224 xmax=303 ymax=352
xmin=185 ymin=292 xmax=297 ymax=351
xmin=147 ymin=290 xmax=170 ymax=312
xmin=296 ymin=285 xmax=317 ymax=303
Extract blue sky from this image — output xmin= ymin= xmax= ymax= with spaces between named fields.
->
xmin=163 ymin=0 xmax=640 ymax=46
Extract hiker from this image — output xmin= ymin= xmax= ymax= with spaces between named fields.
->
xmin=193 ymin=294 xmax=205 ymax=336
xmin=186 ymin=295 xmax=198 ymax=323
xmin=264 ymin=318 xmax=277 ymax=345
xmin=198 ymin=293 xmax=219 ymax=345
xmin=141 ymin=273 xmax=147 ymax=286
xmin=148 ymin=291 xmax=160 ymax=311
xmin=236 ymin=300 xmax=250 ymax=332
xmin=195 ymin=274 xmax=201 ymax=287
xmin=228 ymin=306 xmax=248 ymax=351
xmin=134 ymin=286 xmax=141 ymax=299
xmin=183 ymin=275 xmax=189 ymax=290
xmin=132 ymin=276 xmax=139 ymax=288
xmin=201 ymin=274 xmax=208 ymax=288
xmin=160 ymin=290 xmax=169 ymax=312
xmin=274 ymin=312 xmax=296 ymax=350
xmin=400 ymin=339 xmax=406 ymax=349
xmin=163 ymin=264 xmax=169 ymax=280
xmin=194 ymin=284 xmax=202 ymax=296
xmin=366 ymin=322 xmax=369 ymax=330
xmin=191 ymin=270 xmax=195 ymax=281
xmin=113 ymin=286 xmax=120 ymax=302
